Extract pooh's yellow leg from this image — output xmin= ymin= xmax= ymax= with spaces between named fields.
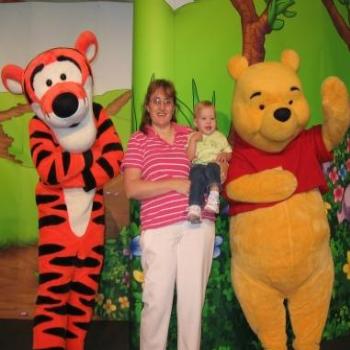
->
xmin=288 ymin=253 xmax=334 ymax=350
xmin=232 ymin=264 xmax=288 ymax=350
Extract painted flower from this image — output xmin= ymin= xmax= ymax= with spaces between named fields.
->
xmin=123 ymin=248 xmax=131 ymax=257
xmin=133 ymin=270 xmax=144 ymax=285
xmin=103 ymin=299 xmax=117 ymax=314
xmin=333 ymin=185 xmax=344 ymax=203
xmin=328 ymin=167 xmax=339 ymax=184
xmin=130 ymin=235 xmax=142 ymax=257
xmin=95 ymin=293 xmax=105 ymax=305
xmin=338 ymin=164 xmax=347 ymax=181
xmin=342 ymin=251 xmax=350 ymax=280
xmin=118 ymin=296 xmax=130 ymax=309
xmin=213 ymin=235 xmax=224 ymax=259
xmin=122 ymin=271 xmax=130 ymax=287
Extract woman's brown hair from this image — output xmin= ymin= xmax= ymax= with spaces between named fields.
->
xmin=139 ymin=79 xmax=177 ymax=134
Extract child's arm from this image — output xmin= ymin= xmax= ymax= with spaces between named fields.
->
xmin=216 ymin=151 xmax=232 ymax=163
xmin=186 ymin=131 xmax=202 ymax=161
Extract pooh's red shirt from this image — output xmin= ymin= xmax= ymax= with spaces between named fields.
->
xmin=225 ymin=125 xmax=332 ymax=216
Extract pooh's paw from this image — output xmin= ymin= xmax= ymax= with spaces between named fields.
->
xmin=322 ymin=76 xmax=350 ymax=121
xmin=263 ymin=168 xmax=298 ymax=200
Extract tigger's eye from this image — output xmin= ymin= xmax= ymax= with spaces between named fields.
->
xmin=46 ymin=79 xmax=53 ymax=87
xmin=60 ymin=73 xmax=66 ymax=81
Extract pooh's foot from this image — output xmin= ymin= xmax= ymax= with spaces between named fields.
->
xmin=188 ymin=205 xmax=201 ymax=224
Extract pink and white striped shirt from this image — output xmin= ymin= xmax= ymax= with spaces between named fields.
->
xmin=122 ymin=123 xmax=214 ymax=229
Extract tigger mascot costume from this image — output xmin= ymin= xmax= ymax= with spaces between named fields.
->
xmin=1 ymin=31 xmax=123 ymax=350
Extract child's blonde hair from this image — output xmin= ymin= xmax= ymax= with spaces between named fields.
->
xmin=194 ymin=100 xmax=216 ymax=119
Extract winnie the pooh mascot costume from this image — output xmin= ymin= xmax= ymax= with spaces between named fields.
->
xmin=1 ymin=31 xmax=124 ymax=350
xmin=224 ymin=50 xmax=350 ymax=350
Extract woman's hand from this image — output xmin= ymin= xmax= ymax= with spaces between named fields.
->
xmin=170 ymin=178 xmax=190 ymax=195
xmin=216 ymin=158 xmax=229 ymax=184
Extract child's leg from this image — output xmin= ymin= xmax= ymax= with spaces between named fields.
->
xmin=188 ymin=164 xmax=206 ymax=223
xmin=204 ymin=163 xmax=220 ymax=213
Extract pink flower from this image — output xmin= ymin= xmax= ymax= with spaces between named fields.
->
xmin=333 ymin=185 xmax=344 ymax=203
xmin=328 ymin=167 xmax=339 ymax=183
xmin=347 ymin=137 xmax=350 ymax=152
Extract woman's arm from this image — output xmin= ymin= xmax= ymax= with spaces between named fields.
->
xmin=123 ymin=167 xmax=190 ymax=200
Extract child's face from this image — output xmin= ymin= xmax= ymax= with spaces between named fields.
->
xmin=195 ymin=106 xmax=216 ymax=135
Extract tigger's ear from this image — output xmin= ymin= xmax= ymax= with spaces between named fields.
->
xmin=1 ymin=64 xmax=24 ymax=94
xmin=75 ymin=31 xmax=98 ymax=63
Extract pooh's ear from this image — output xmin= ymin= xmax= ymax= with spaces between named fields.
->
xmin=227 ymin=55 xmax=249 ymax=80
xmin=281 ymin=50 xmax=299 ymax=72
xmin=75 ymin=30 xmax=98 ymax=63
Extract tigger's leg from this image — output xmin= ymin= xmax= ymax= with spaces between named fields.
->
xmin=33 ymin=227 xmax=78 ymax=350
xmin=65 ymin=225 xmax=104 ymax=350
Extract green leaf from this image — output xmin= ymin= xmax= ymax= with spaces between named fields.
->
xmin=271 ymin=18 xmax=285 ymax=30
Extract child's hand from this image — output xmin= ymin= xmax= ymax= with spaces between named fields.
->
xmin=216 ymin=152 xmax=229 ymax=163
xmin=189 ymin=131 xmax=203 ymax=143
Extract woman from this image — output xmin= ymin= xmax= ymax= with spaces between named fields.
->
xmin=122 ymin=79 xmax=217 ymax=350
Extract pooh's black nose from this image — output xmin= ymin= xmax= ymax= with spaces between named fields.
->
xmin=274 ymin=108 xmax=291 ymax=122
xmin=52 ymin=92 xmax=79 ymax=118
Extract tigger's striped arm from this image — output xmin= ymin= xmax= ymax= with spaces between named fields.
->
xmin=61 ymin=104 xmax=124 ymax=191
xmin=29 ymin=117 xmax=101 ymax=187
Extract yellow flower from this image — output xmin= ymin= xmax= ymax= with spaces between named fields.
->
xmin=95 ymin=293 xmax=104 ymax=305
xmin=103 ymin=299 xmax=117 ymax=314
xmin=133 ymin=270 xmax=144 ymax=284
xmin=343 ymin=251 xmax=350 ymax=280
xmin=118 ymin=296 xmax=130 ymax=309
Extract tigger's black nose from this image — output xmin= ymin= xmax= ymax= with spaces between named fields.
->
xmin=52 ymin=92 xmax=78 ymax=118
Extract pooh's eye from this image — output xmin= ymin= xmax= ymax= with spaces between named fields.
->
xmin=289 ymin=100 xmax=293 ymax=105
xmin=259 ymin=104 xmax=265 ymax=110
xmin=46 ymin=79 xmax=53 ymax=87
xmin=60 ymin=73 xmax=67 ymax=81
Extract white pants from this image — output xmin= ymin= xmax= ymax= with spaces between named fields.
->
xmin=140 ymin=219 xmax=215 ymax=350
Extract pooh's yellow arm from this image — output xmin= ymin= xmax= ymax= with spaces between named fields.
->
xmin=226 ymin=168 xmax=297 ymax=203
xmin=321 ymin=76 xmax=350 ymax=152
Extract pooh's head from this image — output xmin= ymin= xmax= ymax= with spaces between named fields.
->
xmin=228 ymin=50 xmax=310 ymax=153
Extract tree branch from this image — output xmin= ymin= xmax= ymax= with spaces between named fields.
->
xmin=105 ymin=90 xmax=132 ymax=116
xmin=322 ymin=0 xmax=350 ymax=50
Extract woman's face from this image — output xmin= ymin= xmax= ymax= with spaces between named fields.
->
xmin=146 ymin=88 xmax=175 ymax=129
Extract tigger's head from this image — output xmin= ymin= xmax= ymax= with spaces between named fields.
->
xmin=1 ymin=31 xmax=98 ymax=130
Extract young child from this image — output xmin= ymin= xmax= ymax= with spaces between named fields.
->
xmin=187 ymin=101 xmax=232 ymax=223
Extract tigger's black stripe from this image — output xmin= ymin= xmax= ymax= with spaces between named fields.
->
xmin=97 ymin=158 xmax=114 ymax=178
xmin=49 ymin=282 xmax=71 ymax=294
xmin=31 ymin=142 xmax=42 ymax=156
xmin=36 ymin=194 xmax=59 ymax=205
xmin=75 ymin=257 xmax=101 ymax=268
xmin=93 ymin=103 xmax=102 ymax=121
xmin=43 ymin=327 xmax=66 ymax=339
xmin=88 ymin=274 xmax=100 ymax=283
xmin=35 ymin=347 xmax=65 ymax=350
xmin=39 ymin=244 xmax=65 ymax=256
xmin=71 ymin=282 xmax=95 ymax=295
xmin=33 ymin=314 xmax=53 ymax=326
xmin=65 ymin=329 xmax=78 ymax=339
xmin=39 ymin=215 xmax=65 ymax=229
xmin=93 ymin=215 xmax=105 ymax=225
xmin=62 ymin=152 xmax=70 ymax=175
xmin=92 ymin=201 xmax=102 ymax=211
xmin=30 ymin=64 xmax=44 ymax=89
xmin=83 ymin=150 xmax=93 ymax=169
xmin=50 ymin=256 xmax=75 ymax=266
xmin=30 ymin=130 xmax=54 ymax=141
xmin=74 ymin=321 xmax=90 ymax=331
xmin=96 ymin=189 xmax=103 ymax=195
xmin=47 ymin=162 xmax=58 ymax=185
xmin=92 ymin=245 xmax=104 ymax=256
xmin=82 ymin=169 xmax=96 ymax=191
xmin=96 ymin=119 xmax=113 ymax=138
xmin=39 ymin=272 xmax=63 ymax=284
xmin=52 ymin=204 xmax=67 ymax=210
xmin=80 ymin=297 xmax=96 ymax=308
xmin=36 ymin=150 xmax=52 ymax=167
xmin=102 ymin=142 xmax=123 ymax=153
xmin=45 ymin=305 xmax=67 ymax=315
xmin=66 ymin=303 xmax=86 ymax=316
xmin=57 ymin=55 xmax=81 ymax=72
xmin=36 ymin=295 xmax=61 ymax=305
